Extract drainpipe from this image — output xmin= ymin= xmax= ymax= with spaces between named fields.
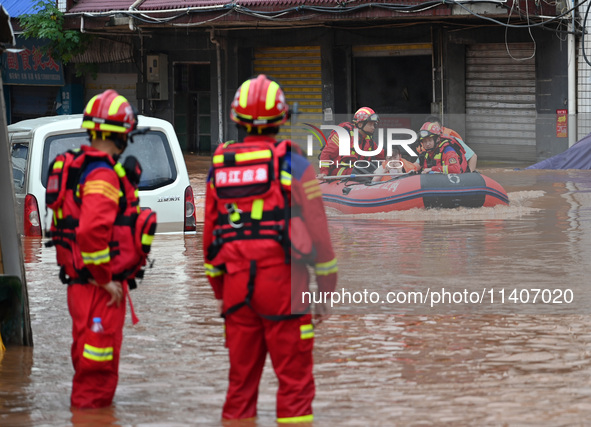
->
xmin=210 ymin=29 xmax=223 ymax=144
xmin=568 ymin=0 xmax=577 ymax=146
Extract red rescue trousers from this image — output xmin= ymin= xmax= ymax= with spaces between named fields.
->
xmin=67 ymin=282 xmax=126 ymax=409
xmin=221 ymin=263 xmax=315 ymax=422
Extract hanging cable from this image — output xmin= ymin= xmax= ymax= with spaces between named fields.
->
xmin=583 ymin=0 xmax=591 ymax=66
xmin=504 ymin=0 xmax=537 ymax=60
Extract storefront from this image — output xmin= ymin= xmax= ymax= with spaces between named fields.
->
xmin=2 ymin=37 xmax=65 ymax=124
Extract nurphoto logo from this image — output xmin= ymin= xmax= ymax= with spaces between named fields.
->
xmin=303 ymin=123 xmax=419 ymax=171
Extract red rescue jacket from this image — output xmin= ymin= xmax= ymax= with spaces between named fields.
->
xmin=204 ymin=137 xmax=311 ymax=270
xmin=46 ymin=146 xmax=156 ymax=288
xmin=203 ymin=135 xmax=338 ymax=318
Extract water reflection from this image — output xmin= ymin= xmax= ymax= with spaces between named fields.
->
xmin=3 ymin=164 xmax=591 ymax=425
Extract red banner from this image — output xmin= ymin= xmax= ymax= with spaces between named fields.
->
xmin=556 ymin=109 xmax=567 ymax=138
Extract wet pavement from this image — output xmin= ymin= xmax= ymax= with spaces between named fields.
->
xmin=3 ymin=155 xmax=591 ymax=426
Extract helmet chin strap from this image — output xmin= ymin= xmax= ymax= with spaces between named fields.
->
xmin=356 ymin=122 xmax=367 ymax=135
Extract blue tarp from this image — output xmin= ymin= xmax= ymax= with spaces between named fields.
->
xmin=526 ymin=134 xmax=591 ymax=169
xmin=1 ymin=0 xmax=40 ymax=18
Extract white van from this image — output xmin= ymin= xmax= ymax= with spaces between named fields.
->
xmin=9 ymin=114 xmax=197 ymax=236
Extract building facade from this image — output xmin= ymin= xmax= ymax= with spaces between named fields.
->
xmin=7 ymin=0 xmax=586 ymax=162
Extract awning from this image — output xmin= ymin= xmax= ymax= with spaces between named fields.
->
xmin=1 ymin=0 xmax=40 ymax=18
xmin=69 ymin=0 xmax=372 ymax=13
xmin=71 ymin=37 xmax=134 ymax=63
xmin=69 ymin=0 xmax=136 ymax=13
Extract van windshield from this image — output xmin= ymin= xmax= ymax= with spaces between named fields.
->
xmin=42 ymin=130 xmax=178 ymax=190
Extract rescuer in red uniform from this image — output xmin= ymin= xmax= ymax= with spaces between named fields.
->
xmin=417 ymin=122 xmax=467 ymax=174
xmin=46 ymin=89 xmax=147 ymax=409
xmin=203 ymin=74 xmax=338 ymax=423
xmin=318 ymin=107 xmax=385 ymax=177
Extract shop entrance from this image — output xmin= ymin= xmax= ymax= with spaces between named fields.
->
xmin=173 ymin=63 xmax=211 ymax=153
xmin=352 ymin=44 xmax=432 ymax=131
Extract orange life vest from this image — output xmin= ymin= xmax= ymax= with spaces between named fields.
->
xmin=420 ymin=138 xmax=468 ymax=173
xmin=45 ymin=149 xmax=157 ymax=289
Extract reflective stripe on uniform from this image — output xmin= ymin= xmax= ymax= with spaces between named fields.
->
xmin=315 ymin=258 xmax=338 ymax=276
xmin=303 ymin=179 xmax=322 ymax=200
xmin=83 ymin=343 xmax=114 ymax=362
xmin=81 ymin=247 xmax=111 ymax=266
xmin=277 ymin=414 xmax=314 ymax=423
xmin=213 ymin=149 xmax=272 ymax=166
xmin=141 ymin=233 xmax=154 ymax=246
xmin=83 ymin=180 xmax=119 ymax=204
xmin=300 ymin=323 xmax=314 ymax=340
xmin=251 ymin=199 xmax=264 ymax=220
xmin=205 ymin=263 xmax=224 ymax=277
xmin=280 ymin=170 xmax=292 ymax=187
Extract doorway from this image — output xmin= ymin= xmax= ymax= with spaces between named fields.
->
xmin=353 ymin=51 xmax=432 ymax=131
xmin=173 ymin=63 xmax=211 ymax=153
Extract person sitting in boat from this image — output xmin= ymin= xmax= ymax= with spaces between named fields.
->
xmin=372 ymin=147 xmax=420 ymax=182
xmin=417 ymin=122 xmax=468 ymax=174
xmin=425 ymin=115 xmax=477 ymax=172
xmin=318 ymin=107 xmax=385 ymax=179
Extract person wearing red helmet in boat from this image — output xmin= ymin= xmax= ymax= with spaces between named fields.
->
xmin=203 ymin=74 xmax=338 ymax=423
xmin=425 ymin=115 xmax=478 ymax=172
xmin=318 ymin=107 xmax=385 ymax=179
xmin=417 ymin=121 xmax=468 ymax=174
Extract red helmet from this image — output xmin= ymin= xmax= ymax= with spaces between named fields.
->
xmin=82 ymin=89 xmax=137 ymax=135
xmin=352 ymin=107 xmax=379 ymax=124
xmin=419 ymin=122 xmax=442 ymax=140
xmin=230 ymin=74 xmax=289 ymax=131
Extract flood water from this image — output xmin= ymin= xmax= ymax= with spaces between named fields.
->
xmin=4 ymin=156 xmax=591 ymax=426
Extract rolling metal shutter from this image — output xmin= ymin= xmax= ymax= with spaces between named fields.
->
xmin=465 ymin=43 xmax=536 ymax=162
xmin=253 ymin=46 xmax=322 ymax=142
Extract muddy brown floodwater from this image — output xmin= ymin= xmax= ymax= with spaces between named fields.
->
xmin=3 ymin=154 xmax=591 ymax=426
